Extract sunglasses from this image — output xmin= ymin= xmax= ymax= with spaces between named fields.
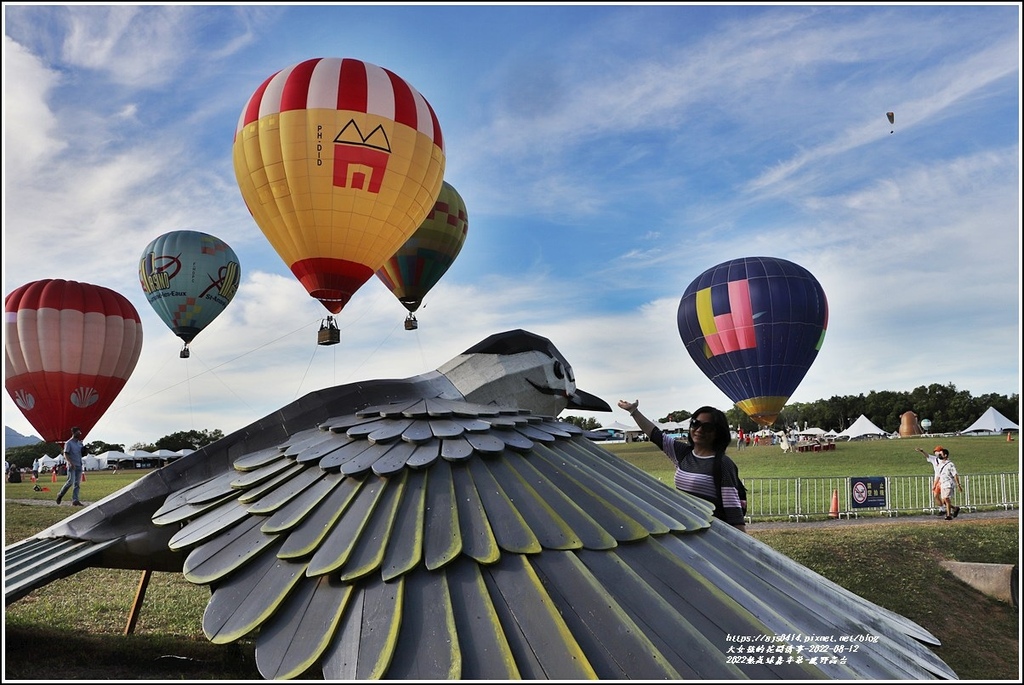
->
xmin=689 ymin=419 xmax=715 ymax=431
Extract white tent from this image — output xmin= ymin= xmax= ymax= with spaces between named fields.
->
xmin=38 ymin=455 xmax=61 ymax=471
xmin=596 ymin=420 xmax=644 ymax=442
xmin=95 ymin=450 xmax=131 ymax=465
xmin=83 ymin=454 xmax=108 ymax=470
xmin=836 ymin=415 xmax=888 ymax=441
xmin=598 ymin=421 xmax=639 ymax=433
xmin=796 ymin=427 xmax=826 ymax=437
xmin=962 ymin=407 xmax=1019 ymax=434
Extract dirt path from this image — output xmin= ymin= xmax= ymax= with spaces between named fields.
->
xmin=746 ymin=507 xmax=1019 ymax=531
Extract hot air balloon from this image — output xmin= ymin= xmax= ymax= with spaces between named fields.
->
xmin=4 ymin=279 xmax=144 ymax=442
xmin=139 ymin=230 xmax=241 ymax=358
xmin=676 ymin=256 xmax=828 ymax=427
xmin=887 ymin=111 xmax=895 ymax=134
xmin=232 ymin=57 xmax=446 ymax=344
xmin=376 ymin=180 xmax=469 ymax=330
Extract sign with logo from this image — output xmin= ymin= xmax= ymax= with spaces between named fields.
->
xmin=851 ymin=477 xmax=886 ymax=509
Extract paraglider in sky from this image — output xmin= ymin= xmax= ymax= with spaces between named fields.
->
xmin=886 ymin=111 xmax=895 ymax=134
xmin=676 ymin=256 xmax=828 ymax=427
xmin=376 ymin=180 xmax=469 ymax=330
xmin=139 ymin=230 xmax=241 ymax=358
xmin=4 ymin=279 xmax=144 ymax=442
xmin=232 ymin=57 xmax=446 ymax=340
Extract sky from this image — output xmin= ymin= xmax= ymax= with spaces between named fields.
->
xmin=2 ymin=3 xmax=1021 ymax=449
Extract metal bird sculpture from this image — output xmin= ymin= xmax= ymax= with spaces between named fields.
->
xmin=4 ymin=330 xmax=956 ymax=680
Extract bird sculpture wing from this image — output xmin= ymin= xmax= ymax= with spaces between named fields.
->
xmin=4 ymin=331 xmax=956 ymax=680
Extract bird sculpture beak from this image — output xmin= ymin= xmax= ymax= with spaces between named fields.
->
xmin=567 ymin=388 xmax=612 ymax=412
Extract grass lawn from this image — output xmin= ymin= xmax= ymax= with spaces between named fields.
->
xmin=606 ymin=433 xmax=1020 ymax=483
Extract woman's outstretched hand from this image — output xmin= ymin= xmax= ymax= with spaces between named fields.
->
xmin=617 ymin=399 xmax=638 ymax=413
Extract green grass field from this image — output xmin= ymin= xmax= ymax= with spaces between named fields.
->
xmin=606 ymin=433 xmax=1020 ymax=483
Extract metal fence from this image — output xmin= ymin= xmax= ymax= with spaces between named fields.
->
xmin=744 ymin=472 xmax=1020 ymax=522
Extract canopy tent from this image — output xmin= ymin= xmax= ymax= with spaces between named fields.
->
xmin=96 ymin=450 xmax=131 ymax=465
xmin=82 ymin=454 xmax=108 ymax=470
xmin=593 ymin=420 xmax=645 ymax=442
xmin=796 ymin=427 xmax=827 ymax=436
xmin=962 ymin=407 xmax=1019 ymax=434
xmin=37 ymin=455 xmax=61 ymax=471
xmin=836 ymin=414 xmax=889 ymax=441
xmin=598 ymin=421 xmax=639 ymax=433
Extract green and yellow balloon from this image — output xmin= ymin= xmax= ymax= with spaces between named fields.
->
xmin=376 ymin=181 xmax=469 ymax=329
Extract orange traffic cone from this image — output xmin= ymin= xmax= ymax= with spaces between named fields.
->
xmin=1008 ymin=432 xmax=1014 ymax=442
xmin=51 ymin=470 xmax=57 ymax=483
xmin=81 ymin=471 xmax=86 ymax=482
xmin=829 ymin=489 xmax=839 ymax=519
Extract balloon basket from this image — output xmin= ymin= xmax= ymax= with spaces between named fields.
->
xmin=318 ymin=316 xmax=341 ymax=346
xmin=404 ymin=314 xmax=418 ymax=331
xmin=179 ymin=345 xmax=190 ymax=359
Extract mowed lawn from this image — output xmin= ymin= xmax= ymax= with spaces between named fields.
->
xmin=606 ymin=433 xmax=1020 ymax=483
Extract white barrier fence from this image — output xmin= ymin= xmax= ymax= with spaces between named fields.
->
xmin=744 ymin=472 xmax=1020 ymax=522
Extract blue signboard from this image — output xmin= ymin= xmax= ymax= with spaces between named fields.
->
xmin=850 ymin=476 xmax=886 ymax=509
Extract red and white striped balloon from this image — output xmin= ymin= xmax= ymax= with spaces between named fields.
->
xmin=5 ymin=279 xmax=144 ymax=441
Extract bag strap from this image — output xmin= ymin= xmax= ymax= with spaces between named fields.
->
xmin=711 ymin=453 xmax=725 ymax=515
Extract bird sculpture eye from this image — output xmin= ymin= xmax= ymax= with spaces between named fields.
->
xmin=552 ymin=361 xmax=564 ymax=379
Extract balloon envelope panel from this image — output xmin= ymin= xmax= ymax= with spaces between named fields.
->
xmin=4 ymin=279 xmax=144 ymax=441
xmin=233 ymin=57 xmax=446 ymax=314
xmin=139 ymin=230 xmax=241 ymax=345
xmin=376 ymin=181 xmax=469 ymax=312
xmin=677 ymin=257 xmax=828 ymax=425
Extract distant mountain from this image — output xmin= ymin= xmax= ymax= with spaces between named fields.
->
xmin=5 ymin=427 xmax=42 ymax=448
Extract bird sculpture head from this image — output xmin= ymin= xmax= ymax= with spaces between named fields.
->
xmin=437 ymin=329 xmax=611 ymax=417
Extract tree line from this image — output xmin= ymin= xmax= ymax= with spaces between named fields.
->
xmin=564 ymin=382 xmax=1018 ymax=435
xmin=4 ymin=429 xmax=225 ymax=469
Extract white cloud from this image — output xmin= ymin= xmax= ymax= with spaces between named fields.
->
xmin=3 ymin=5 xmax=1019 ymax=448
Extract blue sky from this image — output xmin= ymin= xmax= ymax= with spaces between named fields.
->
xmin=3 ymin=4 xmax=1021 ymax=449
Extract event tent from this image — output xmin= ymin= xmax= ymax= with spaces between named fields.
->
xmin=836 ymin=414 xmax=889 ymax=440
xmin=961 ymin=406 xmax=1019 ymax=434
xmin=595 ymin=420 xmax=644 ymax=442
xmin=95 ymin=450 xmax=131 ymax=466
xmin=37 ymin=455 xmax=61 ymax=472
xmin=82 ymin=454 xmax=107 ymax=471
xmin=796 ymin=427 xmax=827 ymax=437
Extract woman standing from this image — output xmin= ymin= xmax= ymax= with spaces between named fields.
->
xmin=618 ymin=399 xmax=746 ymax=531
